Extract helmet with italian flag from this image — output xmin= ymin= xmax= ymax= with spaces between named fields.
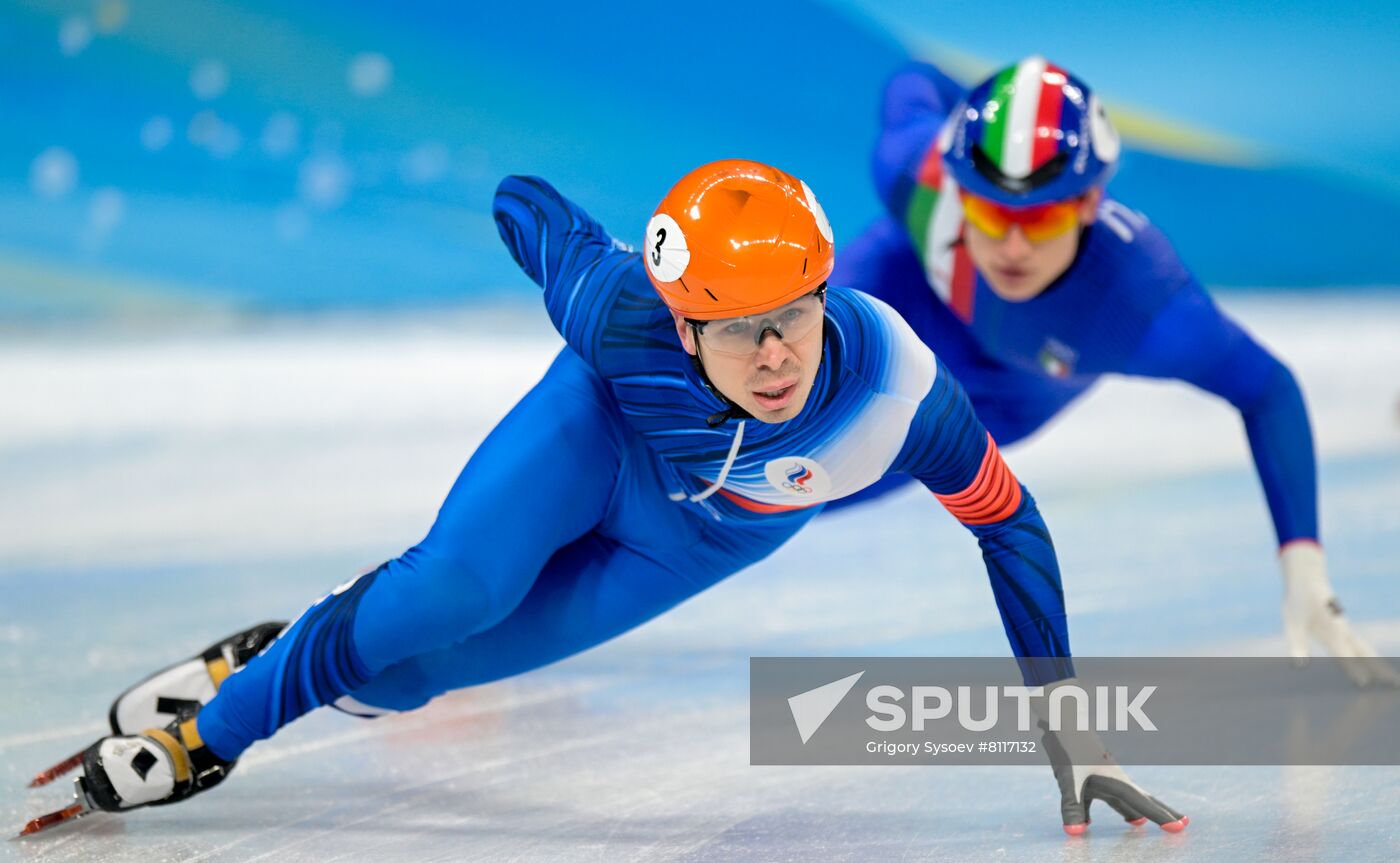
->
xmin=940 ymin=56 xmax=1121 ymax=206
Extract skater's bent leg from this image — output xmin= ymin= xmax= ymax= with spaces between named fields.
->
xmin=357 ymin=348 xmax=627 ymax=663
xmin=198 ymin=349 xmax=625 ymax=760
xmin=347 ymin=529 xmax=748 ymax=705
xmin=345 ymin=452 xmax=814 ymax=706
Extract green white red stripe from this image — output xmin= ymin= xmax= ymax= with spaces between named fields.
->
xmin=905 ymin=142 xmax=946 ymax=261
xmin=903 ymin=140 xmax=976 ymax=323
xmin=978 ymin=56 xmax=1067 ymax=179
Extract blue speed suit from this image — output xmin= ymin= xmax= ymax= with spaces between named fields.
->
xmin=197 ymin=176 xmax=1074 ymax=761
xmin=829 ymin=62 xmax=1318 ymax=551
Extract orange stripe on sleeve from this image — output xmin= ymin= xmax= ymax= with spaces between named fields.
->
xmin=934 ymin=432 xmax=1023 ymax=525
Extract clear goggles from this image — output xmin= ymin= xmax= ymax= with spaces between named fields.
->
xmin=688 ymin=286 xmax=826 ymax=357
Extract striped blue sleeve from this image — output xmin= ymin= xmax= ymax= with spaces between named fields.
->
xmin=492 ymin=175 xmax=631 ymax=364
xmin=895 ymin=361 xmax=1074 ymax=684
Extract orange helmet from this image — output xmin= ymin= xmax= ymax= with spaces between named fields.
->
xmin=643 ymin=159 xmax=835 ymax=321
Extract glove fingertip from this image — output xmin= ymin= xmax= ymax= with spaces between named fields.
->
xmin=1063 ymin=822 xmax=1088 ymax=836
xmin=1128 ymin=817 xmax=1148 ymax=826
xmin=1160 ymin=816 xmax=1189 ymax=833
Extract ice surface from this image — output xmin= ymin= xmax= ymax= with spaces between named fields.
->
xmin=3 ymin=293 xmax=1399 ymax=861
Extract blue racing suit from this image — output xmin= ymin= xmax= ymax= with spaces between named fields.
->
xmin=196 ymin=176 xmax=1074 ymax=760
xmin=830 ymin=61 xmax=1317 ymax=551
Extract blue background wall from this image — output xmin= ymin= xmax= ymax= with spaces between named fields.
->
xmin=2 ymin=0 xmax=1396 ymax=319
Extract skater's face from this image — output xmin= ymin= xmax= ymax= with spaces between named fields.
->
xmin=673 ymin=292 xmax=825 ymax=424
xmin=961 ymin=187 xmax=1102 ymax=302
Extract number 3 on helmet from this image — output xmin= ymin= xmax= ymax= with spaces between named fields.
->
xmin=644 ymin=159 xmax=835 ymax=321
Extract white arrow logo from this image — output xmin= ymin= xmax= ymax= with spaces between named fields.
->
xmin=788 ymin=671 xmax=865 ymax=744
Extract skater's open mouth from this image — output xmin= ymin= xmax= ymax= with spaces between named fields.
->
xmin=752 ymin=381 xmax=797 ymax=410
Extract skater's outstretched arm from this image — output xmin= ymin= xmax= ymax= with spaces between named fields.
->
xmin=1129 ymin=282 xmax=1316 ymax=546
xmin=892 ymin=359 xmax=1071 ymax=685
xmin=1128 ymin=284 xmax=1395 ymax=680
xmin=893 ymin=360 xmax=1189 ymax=834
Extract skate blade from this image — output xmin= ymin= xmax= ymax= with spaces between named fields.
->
xmin=27 ymin=751 xmax=84 ymax=788
xmin=16 ymin=801 xmax=90 ymax=838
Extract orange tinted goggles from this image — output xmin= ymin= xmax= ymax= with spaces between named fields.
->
xmin=959 ymin=192 xmax=1082 ymax=243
